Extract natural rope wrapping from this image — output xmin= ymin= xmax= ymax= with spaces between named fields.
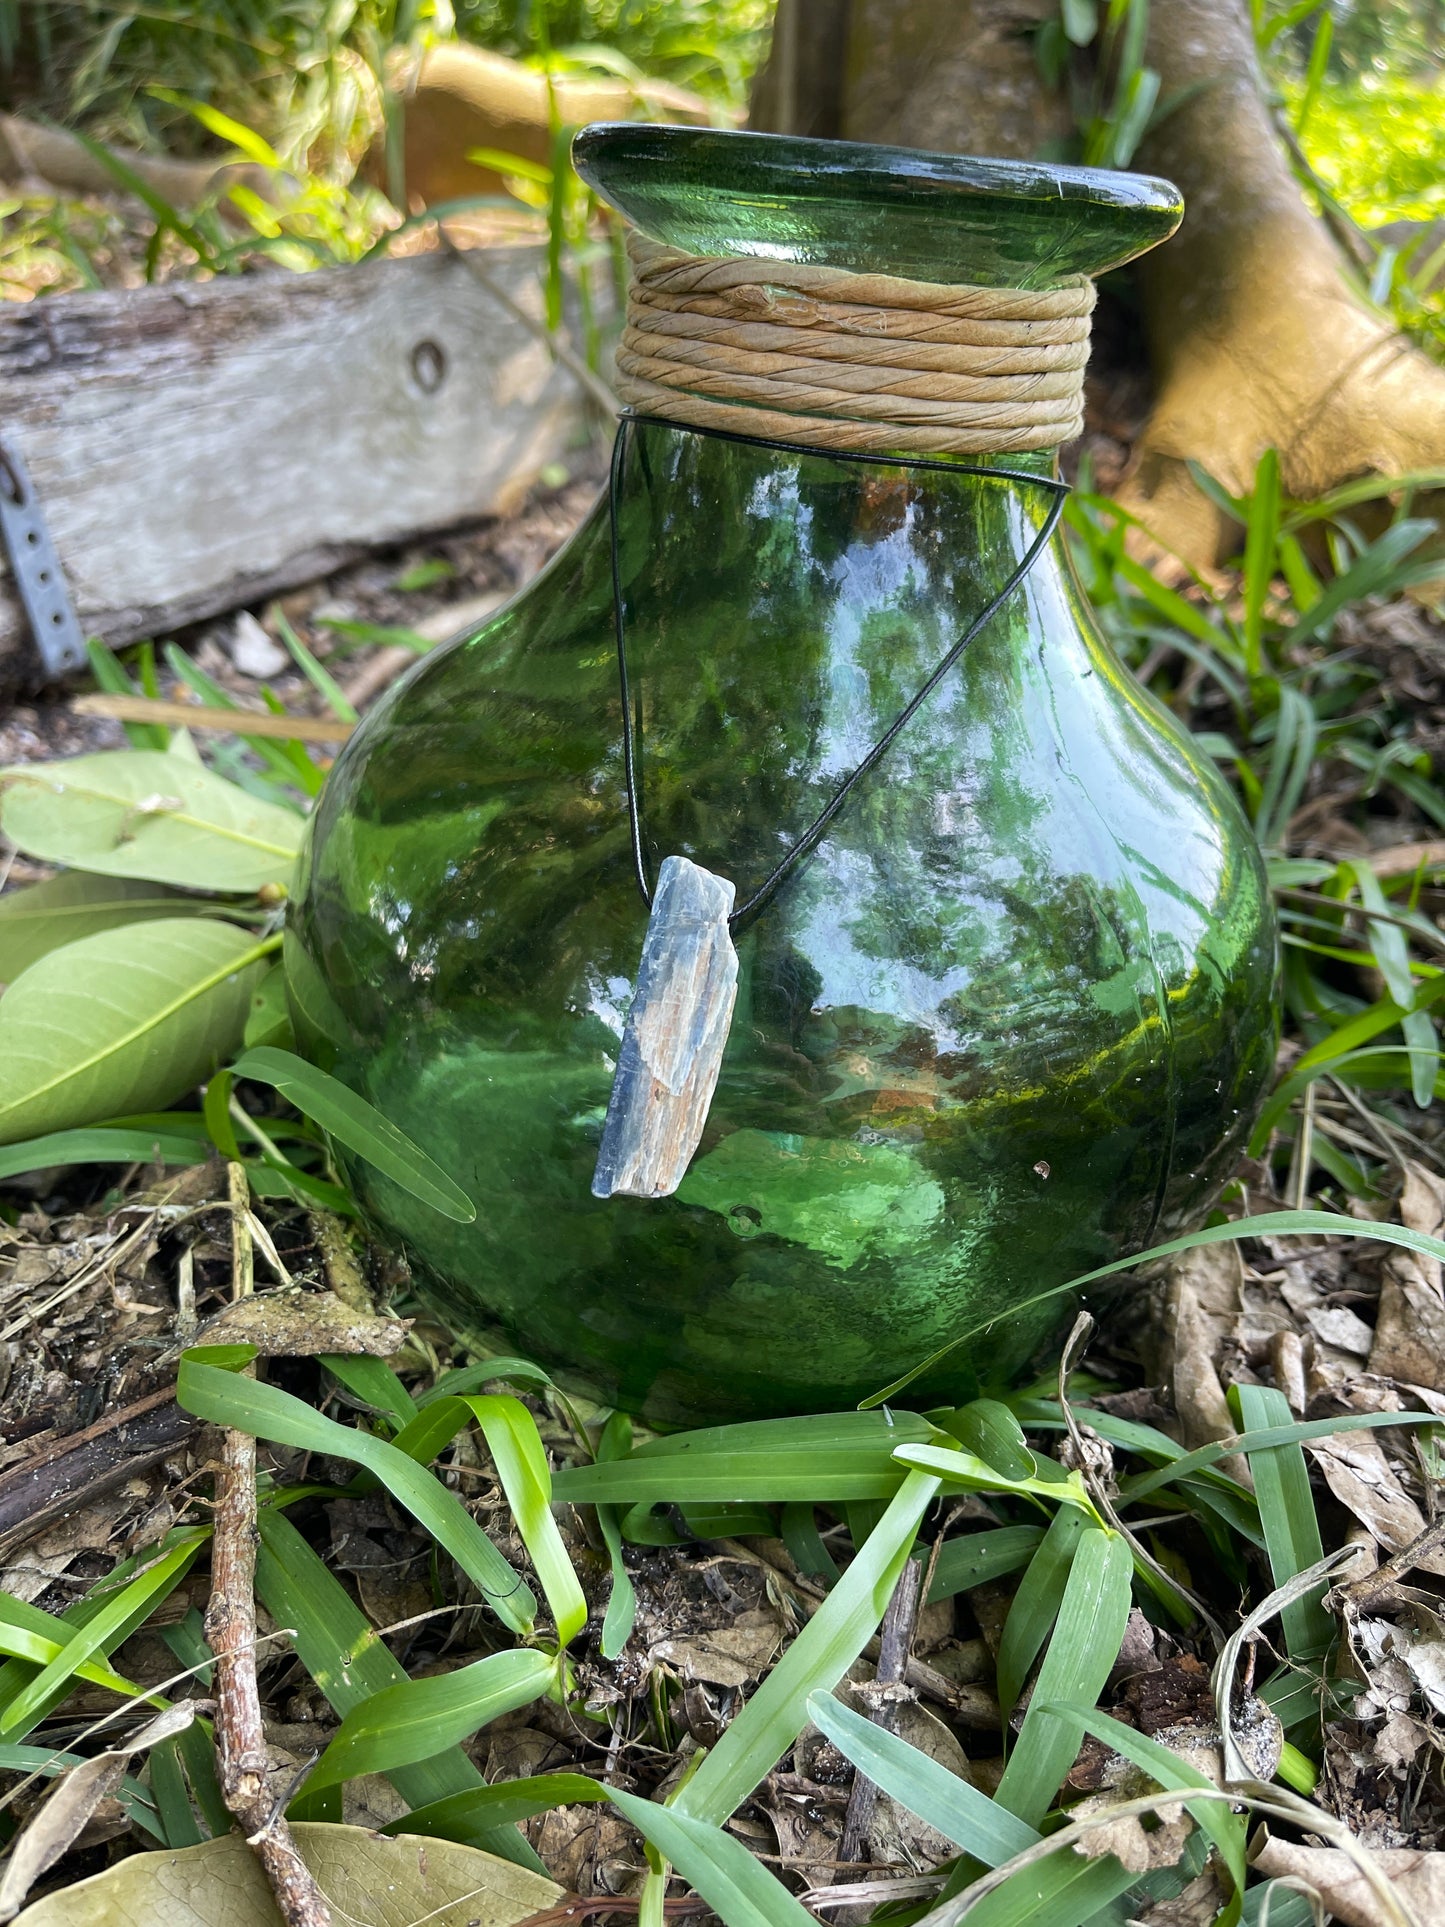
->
xmin=615 ymin=232 xmax=1098 ymax=456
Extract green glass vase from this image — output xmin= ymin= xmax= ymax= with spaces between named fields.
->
xmin=287 ymin=128 xmax=1279 ymax=1426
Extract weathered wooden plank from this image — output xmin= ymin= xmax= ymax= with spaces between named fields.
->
xmin=592 ymin=856 xmax=739 ymax=1202
xmin=0 ymin=247 xmax=590 ymax=681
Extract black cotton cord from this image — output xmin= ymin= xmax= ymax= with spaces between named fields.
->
xmin=608 ymin=411 xmax=1070 ymax=938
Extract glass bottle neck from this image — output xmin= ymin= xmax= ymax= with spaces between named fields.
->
xmin=609 ymin=415 xmax=1072 ymax=632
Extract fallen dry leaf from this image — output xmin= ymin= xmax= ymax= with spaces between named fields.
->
xmin=0 ymin=1705 xmax=198 ymax=1922
xmin=12 ymin=1822 xmax=562 ymax=1927
xmin=1308 ymin=1429 xmax=1445 ymax=1576
xmin=196 ymin=1288 xmax=409 ymax=1357
xmin=1252 ymin=1833 xmax=1445 ymax=1927
xmin=1369 ymin=1165 xmax=1445 ymax=1392
xmin=1144 ymin=1243 xmax=1245 ymax=1459
xmin=650 ymin=1607 xmax=782 ymax=1688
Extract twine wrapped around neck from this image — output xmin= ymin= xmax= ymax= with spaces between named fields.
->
xmin=614 ymin=232 xmax=1097 ymax=456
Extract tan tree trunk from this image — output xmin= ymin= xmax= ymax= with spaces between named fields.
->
xmin=752 ymin=0 xmax=1445 ymax=565
xmin=1126 ymin=0 xmax=1445 ymax=560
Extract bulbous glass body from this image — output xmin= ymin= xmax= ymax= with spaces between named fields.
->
xmin=287 ymin=130 xmax=1279 ymax=1425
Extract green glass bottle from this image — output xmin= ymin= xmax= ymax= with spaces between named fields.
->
xmin=287 ymin=128 xmax=1278 ymax=1425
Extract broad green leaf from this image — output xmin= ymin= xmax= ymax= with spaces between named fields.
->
xmin=307 ymin=1648 xmax=556 ymax=1792
xmin=242 ymin=964 xmax=293 ymax=1050
xmin=993 ymin=1528 xmax=1133 ymax=1829
xmin=0 ymin=750 xmax=302 ymax=892
xmin=677 ymin=1469 xmax=940 ymax=1826
xmin=553 ymin=1410 xmax=940 ymax=1507
xmin=0 ymin=921 xmax=274 ymax=1145
xmin=997 ymin=1507 xmax=1087 ymax=1717
xmin=0 ymin=1128 xmax=208 ymax=1180
xmin=181 ymin=1359 xmax=536 ymax=1636
xmin=10 ymin=1821 xmax=561 ymax=1927
xmin=807 ymin=1693 xmax=1038 ymax=1863
xmin=1 ymin=1531 xmax=206 ymax=1736
xmin=1228 ymin=1384 xmax=1332 ymax=1659
xmin=927 ymin=1526 xmax=1046 ymax=1603
xmin=255 ymin=1511 xmax=543 ymax=1871
xmin=610 ymin=1789 xmax=816 ymax=1927
xmin=230 ymin=1047 xmax=475 ymax=1222
xmin=0 ymin=874 xmax=198 ymax=983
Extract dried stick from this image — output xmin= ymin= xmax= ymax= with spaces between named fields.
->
xmin=836 ymin=1555 xmax=923 ymax=1901
xmin=205 ymin=1164 xmax=332 ymax=1927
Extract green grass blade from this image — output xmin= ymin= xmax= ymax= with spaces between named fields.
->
xmin=1228 ymin=1384 xmax=1332 ymax=1659
xmin=780 ymin=1504 xmax=842 ymax=1587
xmin=148 ymin=1735 xmax=205 ymax=1846
xmin=864 ymin=1210 xmax=1445 ymax=1407
xmin=86 ymin=640 xmax=169 ymax=750
xmin=270 ymin=606 xmax=358 ymax=722
xmin=306 ymin=1647 xmax=556 ymax=1793
xmin=927 ymin=1526 xmax=1046 ymax=1603
xmin=1121 ymin=1406 xmax=1441 ymax=1503
xmin=676 ymin=1469 xmax=940 ymax=1826
xmin=996 ymin=1507 xmax=1087 ymax=1718
xmin=597 ymin=1410 xmax=638 ymax=1660
xmin=376 ymin=1391 xmax=586 ymax=1646
xmin=945 ymin=1400 xmax=1037 ymax=1480
xmin=230 ymin=1047 xmax=475 ymax=1222
xmin=322 ymin=1355 xmax=419 ymax=1432
xmin=993 ymin=1528 xmax=1133 ymax=1829
xmin=0 ymin=1128 xmax=207 ymax=1179
xmin=459 ymin=1396 xmax=587 ymax=1645
xmin=0 ymin=1531 xmax=206 ymax=1736
xmin=0 ymin=1745 xmax=161 ymax=1842
xmin=807 ymin=1693 xmax=1038 ymax=1862
xmin=553 ymin=1411 xmax=939 ymax=1506
xmin=946 ymin=1840 xmax=1138 ymax=1927
xmin=180 ymin=1357 xmax=536 ymax=1636
xmin=417 ymin=1358 xmax=554 ymax=1406
xmin=385 ymin=1772 xmax=606 ymax=1844
xmin=254 ymin=1511 xmax=543 ymax=1870
xmin=612 ymin=1789 xmax=817 ymax=1927
xmin=1242 ymin=447 xmax=1280 ymax=678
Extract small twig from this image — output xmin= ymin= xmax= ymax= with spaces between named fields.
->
xmin=1327 ymin=1513 xmax=1445 ymax=1613
xmin=70 ymin=691 xmax=354 ymax=742
xmin=205 ymin=1164 xmax=331 ymax=1927
xmin=837 ymin=1555 xmax=923 ymax=1904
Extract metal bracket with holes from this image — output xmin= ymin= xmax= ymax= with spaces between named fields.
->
xmin=0 ymin=434 xmax=86 ymax=677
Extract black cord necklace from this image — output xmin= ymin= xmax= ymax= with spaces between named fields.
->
xmin=608 ymin=411 xmax=1070 ymax=939
xmin=592 ymin=410 xmax=1070 ymax=1204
